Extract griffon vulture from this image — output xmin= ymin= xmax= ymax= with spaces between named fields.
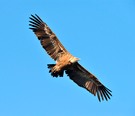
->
xmin=29 ymin=14 xmax=112 ymax=101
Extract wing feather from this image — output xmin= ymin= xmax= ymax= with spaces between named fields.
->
xmin=66 ymin=62 xmax=112 ymax=101
xmin=29 ymin=14 xmax=68 ymax=61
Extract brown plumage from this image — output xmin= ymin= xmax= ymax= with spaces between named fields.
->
xmin=29 ymin=14 xmax=112 ymax=101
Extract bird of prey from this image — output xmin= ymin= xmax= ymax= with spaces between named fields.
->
xmin=29 ymin=14 xmax=112 ymax=101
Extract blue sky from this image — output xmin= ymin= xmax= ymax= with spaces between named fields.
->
xmin=0 ymin=0 xmax=135 ymax=116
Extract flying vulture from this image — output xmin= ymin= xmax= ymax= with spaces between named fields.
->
xmin=29 ymin=14 xmax=112 ymax=101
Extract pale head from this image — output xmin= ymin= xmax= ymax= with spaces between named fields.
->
xmin=70 ymin=57 xmax=80 ymax=63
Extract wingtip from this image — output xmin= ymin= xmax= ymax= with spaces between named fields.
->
xmin=95 ymin=85 xmax=112 ymax=102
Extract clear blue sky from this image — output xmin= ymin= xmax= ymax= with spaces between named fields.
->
xmin=0 ymin=0 xmax=135 ymax=116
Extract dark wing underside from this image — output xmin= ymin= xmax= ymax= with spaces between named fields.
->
xmin=29 ymin=14 xmax=68 ymax=61
xmin=66 ymin=62 xmax=112 ymax=101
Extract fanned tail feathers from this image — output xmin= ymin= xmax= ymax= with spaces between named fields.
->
xmin=47 ymin=64 xmax=64 ymax=77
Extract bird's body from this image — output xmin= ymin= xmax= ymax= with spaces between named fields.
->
xmin=29 ymin=14 xmax=112 ymax=101
xmin=48 ymin=53 xmax=79 ymax=77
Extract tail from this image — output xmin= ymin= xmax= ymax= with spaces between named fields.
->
xmin=47 ymin=64 xmax=64 ymax=77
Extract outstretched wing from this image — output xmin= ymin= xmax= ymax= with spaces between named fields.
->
xmin=66 ymin=62 xmax=112 ymax=101
xmin=29 ymin=14 xmax=68 ymax=61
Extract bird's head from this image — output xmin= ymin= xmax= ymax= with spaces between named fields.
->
xmin=70 ymin=57 xmax=80 ymax=63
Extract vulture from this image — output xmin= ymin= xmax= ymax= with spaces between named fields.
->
xmin=29 ymin=14 xmax=112 ymax=101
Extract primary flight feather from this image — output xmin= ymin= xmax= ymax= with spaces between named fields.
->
xmin=29 ymin=14 xmax=112 ymax=101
